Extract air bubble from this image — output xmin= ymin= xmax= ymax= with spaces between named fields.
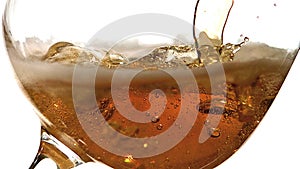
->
xmin=145 ymin=112 xmax=151 ymax=117
xmin=196 ymin=103 xmax=200 ymax=111
xmin=151 ymin=116 xmax=160 ymax=123
xmin=157 ymin=124 xmax=163 ymax=130
xmin=143 ymin=143 xmax=148 ymax=148
xmin=171 ymin=87 xmax=179 ymax=94
xmin=208 ymin=128 xmax=221 ymax=138
xmin=204 ymin=120 xmax=210 ymax=126
xmin=124 ymin=155 xmax=134 ymax=163
xmin=155 ymin=92 xmax=160 ymax=98
xmin=150 ymin=160 xmax=156 ymax=165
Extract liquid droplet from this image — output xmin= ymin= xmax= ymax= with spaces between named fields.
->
xmin=244 ymin=37 xmax=250 ymax=42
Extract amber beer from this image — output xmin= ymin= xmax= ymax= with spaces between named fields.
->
xmin=7 ymin=38 xmax=292 ymax=168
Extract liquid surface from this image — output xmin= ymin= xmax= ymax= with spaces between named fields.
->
xmin=6 ymin=37 xmax=293 ymax=168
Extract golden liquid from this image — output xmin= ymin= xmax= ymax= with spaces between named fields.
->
xmin=6 ymin=38 xmax=293 ymax=168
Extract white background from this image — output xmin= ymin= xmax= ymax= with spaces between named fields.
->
xmin=0 ymin=0 xmax=300 ymax=168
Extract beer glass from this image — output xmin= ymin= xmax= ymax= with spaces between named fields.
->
xmin=2 ymin=0 xmax=299 ymax=168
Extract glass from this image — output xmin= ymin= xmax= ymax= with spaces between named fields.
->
xmin=2 ymin=0 xmax=299 ymax=168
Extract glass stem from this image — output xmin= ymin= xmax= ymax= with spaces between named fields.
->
xmin=29 ymin=127 xmax=85 ymax=169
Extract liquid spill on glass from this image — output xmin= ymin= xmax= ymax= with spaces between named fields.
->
xmin=3 ymin=0 xmax=296 ymax=168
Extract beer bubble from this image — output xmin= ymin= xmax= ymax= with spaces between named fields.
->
xmin=171 ymin=87 xmax=179 ymax=94
xmin=208 ymin=128 xmax=221 ymax=138
xmin=157 ymin=124 xmax=164 ymax=130
xmin=204 ymin=120 xmax=210 ymax=126
xmin=174 ymin=104 xmax=179 ymax=109
xmin=145 ymin=112 xmax=151 ymax=117
xmin=124 ymin=155 xmax=134 ymax=163
xmin=155 ymin=91 xmax=161 ymax=98
xmin=196 ymin=103 xmax=200 ymax=112
xmin=151 ymin=116 xmax=160 ymax=123
xmin=150 ymin=160 xmax=156 ymax=165
xmin=143 ymin=143 xmax=148 ymax=148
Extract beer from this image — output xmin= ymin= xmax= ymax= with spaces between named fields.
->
xmin=7 ymin=37 xmax=293 ymax=168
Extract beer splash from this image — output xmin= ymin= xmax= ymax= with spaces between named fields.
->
xmin=194 ymin=0 xmax=234 ymax=46
xmin=43 ymin=0 xmax=246 ymax=68
xmin=194 ymin=0 xmax=248 ymax=65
